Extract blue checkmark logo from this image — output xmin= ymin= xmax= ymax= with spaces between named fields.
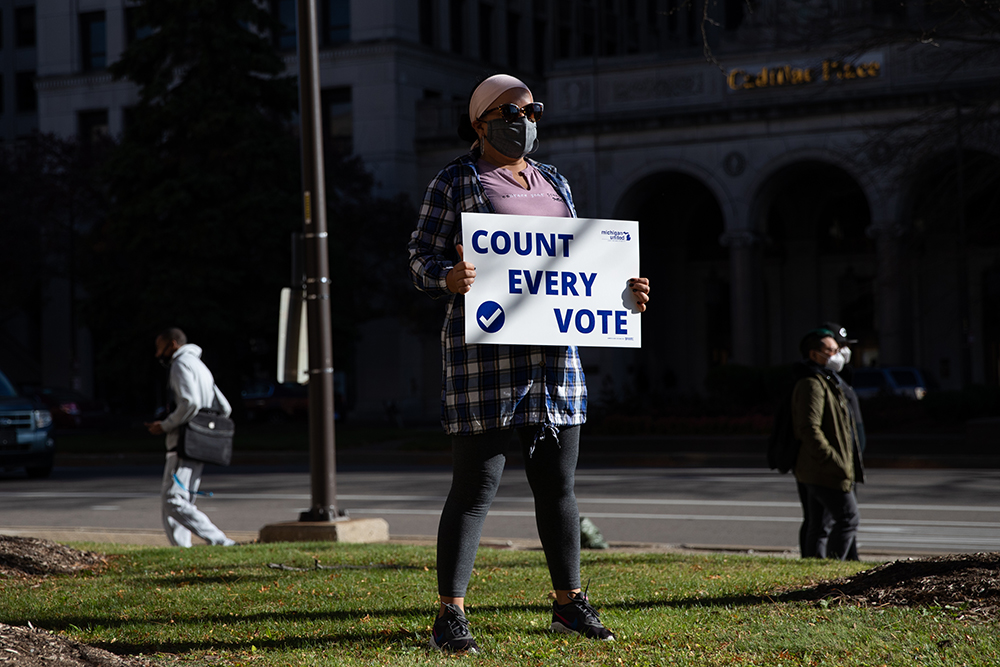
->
xmin=476 ymin=301 xmax=505 ymax=333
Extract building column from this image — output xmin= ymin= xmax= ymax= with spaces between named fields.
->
xmin=721 ymin=230 xmax=765 ymax=366
xmin=870 ymin=222 xmax=906 ymax=366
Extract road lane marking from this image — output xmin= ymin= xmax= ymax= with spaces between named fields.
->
xmin=6 ymin=492 xmax=1000 ymax=515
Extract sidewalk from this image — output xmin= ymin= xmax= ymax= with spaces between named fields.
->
xmin=54 ymin=432 xmax=995 ymax=469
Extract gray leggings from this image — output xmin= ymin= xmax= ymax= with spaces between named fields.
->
xmin=437 ymin=425 xmax=581 ymax=598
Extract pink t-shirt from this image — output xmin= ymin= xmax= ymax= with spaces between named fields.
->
xmin=478 ymin=159 xmax=572 ymax=218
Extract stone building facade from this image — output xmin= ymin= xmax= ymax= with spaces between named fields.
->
xmin=4 ymin=0 xmax=998 ymax=419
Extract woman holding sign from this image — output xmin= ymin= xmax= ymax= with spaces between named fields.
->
xmin=408 ymin=74 xmax=650 ymax=654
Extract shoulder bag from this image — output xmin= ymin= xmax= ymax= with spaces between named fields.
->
xmin=178 ymin=387 xmax=234 ymax=466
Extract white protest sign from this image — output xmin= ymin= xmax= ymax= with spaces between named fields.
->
xmin=462 ymin=212 xmax=641 ymax=348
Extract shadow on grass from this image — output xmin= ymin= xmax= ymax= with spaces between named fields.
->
xmin=86 ymin=628 xmax=427 ymax=657
xmin=81 ymin=609 xmax=626 ymax=658
xmin=602 ymin=591 xmax=784 ymax=612
xmin=69 ymin=593 xmax=805 ymax=659
xmin=14 ymin=591 xmax=825 ymax=659
xmin=144 ymin=562 xmax=429 ymax=587
xmin=5 ymin=590 xmax=804 ymax=630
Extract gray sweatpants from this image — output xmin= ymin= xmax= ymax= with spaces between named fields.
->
xmin=161 ymin=452 xmax=234 ymax=547
xmin=437 ymin=425 xmax=581 ymax=598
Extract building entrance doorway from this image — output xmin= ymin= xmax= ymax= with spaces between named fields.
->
xmin=613 ymin=171 xmax=727 ymax=398
xmin=755 ymin=160 xmax=874 ymax=364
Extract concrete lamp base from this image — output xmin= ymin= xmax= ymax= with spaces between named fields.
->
xmin=258 ymin=518 xmax=390 ymax=544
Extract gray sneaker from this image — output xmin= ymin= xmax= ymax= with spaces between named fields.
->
xmin=551 ymin=590 xmax=615 ymax=640
xmin=430 ymin=603 xmax=480 ymax=653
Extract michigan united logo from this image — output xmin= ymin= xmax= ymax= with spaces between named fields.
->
xmin=600 ymin=230 xmax=632 ymax=242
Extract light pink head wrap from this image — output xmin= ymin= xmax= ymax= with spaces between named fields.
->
xmin=469 ymin=74 xmax=531 ymax=123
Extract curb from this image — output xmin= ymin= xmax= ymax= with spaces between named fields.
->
xmin=1 ymin=526 xmax=937 ymax=562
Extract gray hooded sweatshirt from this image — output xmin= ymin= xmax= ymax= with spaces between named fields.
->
xmin=160 ymin=344 xmax=232 ymax=452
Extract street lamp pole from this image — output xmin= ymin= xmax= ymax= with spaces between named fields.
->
xmin=955 ymin=98 xmax=972 ymax=388
xmin=295 ymin=0 xmax=341 ymax=522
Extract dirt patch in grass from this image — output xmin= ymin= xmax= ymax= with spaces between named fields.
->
xmin=0 ymin=537 xmax=153 ymax=666
xmin=0 ymin=623 xmax=155 ymax=667
xmin=788 ymin=552 xmax=1000 ymax=617
xmin=0 ymin=535 xmax=106 ymax=577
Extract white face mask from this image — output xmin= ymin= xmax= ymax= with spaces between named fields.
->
xmin=825 ymin=351 xmax=846 ymax=373
xmin=840 ymin=346 xmax=852 ymax=365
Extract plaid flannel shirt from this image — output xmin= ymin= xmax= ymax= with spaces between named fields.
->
xmin=407 ymin=152 xmax=587 ymax=436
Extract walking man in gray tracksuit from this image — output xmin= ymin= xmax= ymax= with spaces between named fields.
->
xmin=145 ymin=328 xmax=235 ymax=547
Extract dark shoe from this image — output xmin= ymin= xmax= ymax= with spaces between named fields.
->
xmin=551 ymin=590 xmax=615 ymax=640
xmin=430 ymin=603 xmax=480 ymax=653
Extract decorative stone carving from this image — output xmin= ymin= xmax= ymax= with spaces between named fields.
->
xmin=723 ymin=152 xmax=747 ymax=177
xmin=866 ymin=140 xmax=895 ymax=166
xmin=558 ymin=79 xmax=592 ymax=112
xmin=610 ymin=74 xmax=704 ymax=103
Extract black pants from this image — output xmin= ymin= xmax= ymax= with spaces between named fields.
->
xmin=801 ymin=482 xmax=860 ymax=560
xmin=437 ymin=425 xmax=581 ymax=598
xmin=797 ymin=481 xmax=860 ymax=560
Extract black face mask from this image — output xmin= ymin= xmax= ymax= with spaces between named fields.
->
xmin=484 ymin=117 xmax=538 ymax=159
xmin=156 ymin=346 xmax=175 ymax=368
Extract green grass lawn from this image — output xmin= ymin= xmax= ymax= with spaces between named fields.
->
xmin=2 ymin=543 xmax=998 ymax=666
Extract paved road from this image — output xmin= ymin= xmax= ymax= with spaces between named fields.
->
xmin=2 ymin=465 xmax=1000 ymax=555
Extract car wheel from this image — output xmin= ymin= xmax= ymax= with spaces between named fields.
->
xmin=25 ymin=458 xmax=54 ymax=479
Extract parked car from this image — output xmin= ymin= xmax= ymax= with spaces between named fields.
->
xmin=19 ymin=385 xmax=111 ymax=430
xmin=241 ymin=381 xmax=310 ymax=423
xmin=851 ymin=366 xmax=928 ymax=400
xmin=0 ymin=369 xmax=56 ymax=478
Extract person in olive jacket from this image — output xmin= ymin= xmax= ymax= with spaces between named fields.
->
xmin=792 ymin=329 xmax=861 ymax=560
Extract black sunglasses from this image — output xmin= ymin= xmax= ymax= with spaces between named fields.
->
xmin=479 ymin=102 xmax=544 ymax=123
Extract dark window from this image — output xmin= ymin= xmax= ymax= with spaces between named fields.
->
xmin=479 ymin=4 xmax=492 ymax=62
xmin=0 ymin=11 xmax=4 ymax=50
xmin=78 ymin=109 xmax=109 ymax=144
xmin=557 ymin=26 xmax=571 ymax=58
xmin=450 ymin=0 xmax=465 ymax=54
xmin=600 ymin=0 xmax=617 ymax=56
xmin=0 ymin=75 xmax=4 ymax=113
xmin=15 ymin=6 xmax=35 ymax=48
xmin=272 ymin=0 xmax=297 ymax=51
xmin=580 ymin=1 xmax=596 ymax=57
xmin=506 ymin=12 xmax=520 ymax=70
xmin=123 ymin=106 xmax=137 ymax=132
xmin=923 ymin=0 xmax=949 ymax=17
xmin=420 ymin=0 xmax=435 ymax=46
xmin=80 ymin=12 xmax=107 ymax=71
xmin=322 ymin=0 xmax=349 ymax=46
xmin=125 ymin=8 xmax=154 ymax=45
xmin=667 ymin=0 xmax=678 ymax=34
xmin=724 ymin=0 xmax=744 ymax=30
xmin=874 ymin=0 xmax=906 ymax=17
xmin=533 ymin=19 xmax=546 ymax=74
xmin=321 ymin=86 xmax=352 ymax=155
xmin=15 ymin=71 xmax=36 ymax=113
